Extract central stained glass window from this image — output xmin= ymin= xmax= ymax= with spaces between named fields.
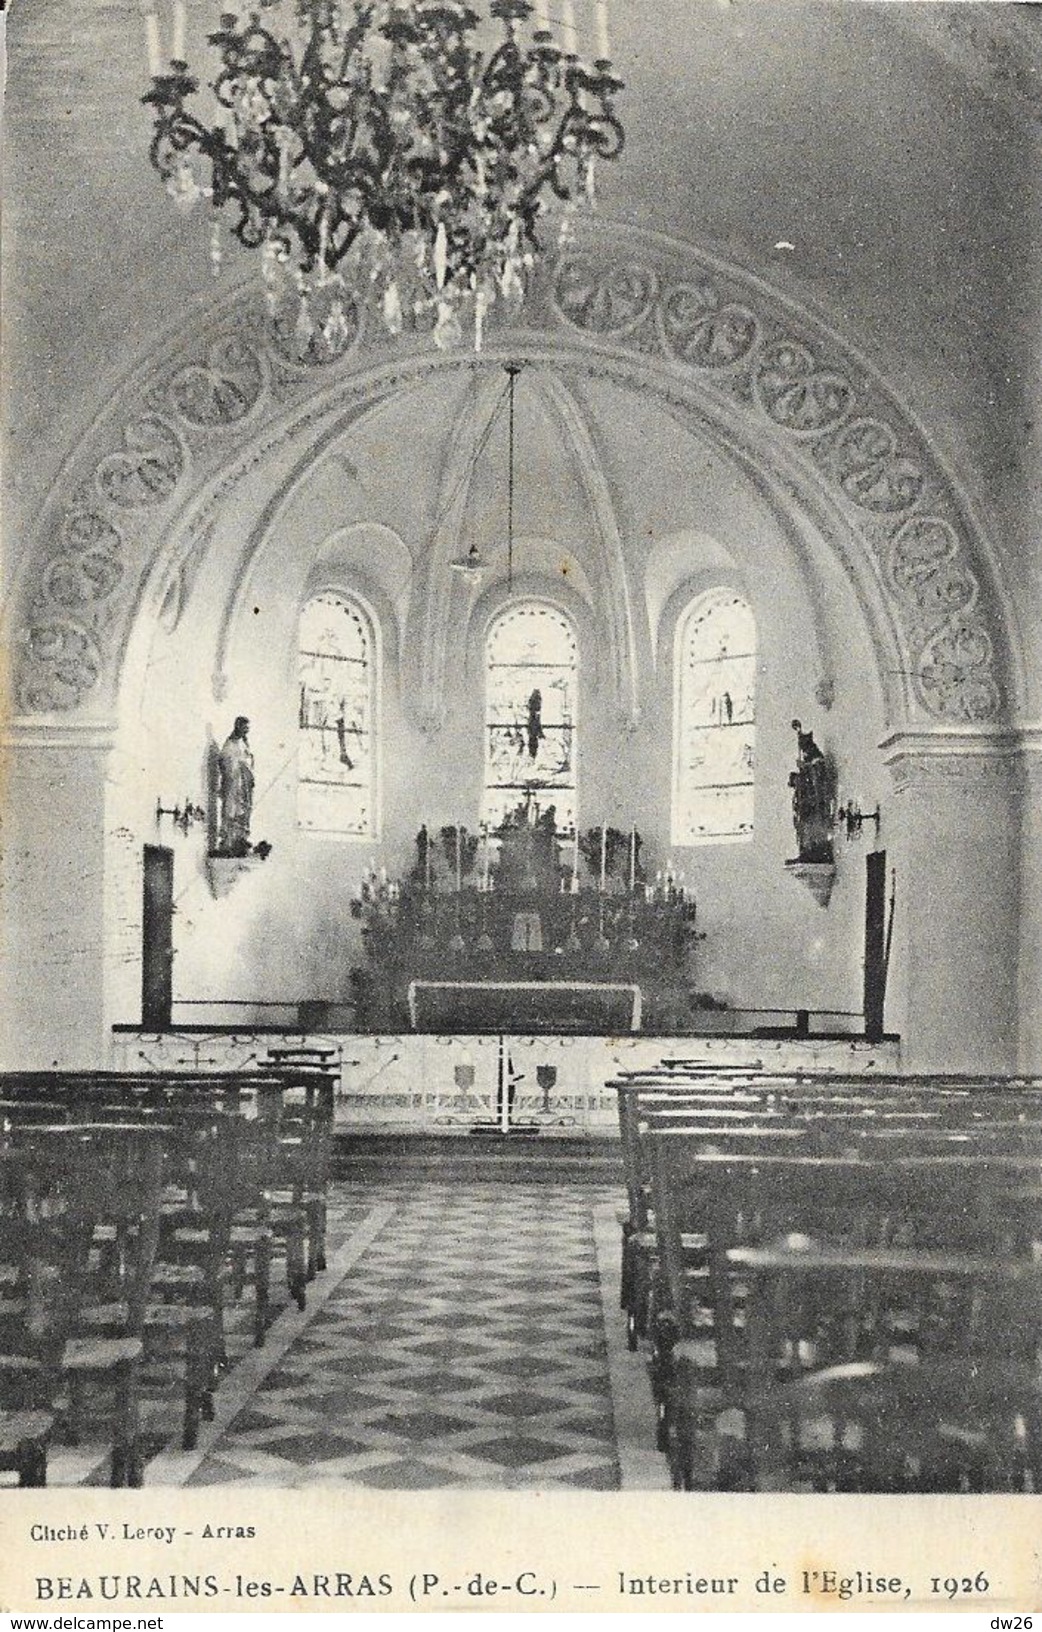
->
xmin=483 ymin=602 xmax=578 ymax=834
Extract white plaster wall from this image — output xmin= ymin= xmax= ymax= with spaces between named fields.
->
xmin=887 ymin=751 xmax=1021 ymax=1075
xmin=1 ymin=737 xmax=112 ymax=1067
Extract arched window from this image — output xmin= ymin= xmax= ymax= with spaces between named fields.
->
xmin=483 ymin=602 xmax=578 ymax=833
xmin=673 ymin=590 xmax=755 ymax=844
xmin=297 ymin=592 xmax=377 ymax=836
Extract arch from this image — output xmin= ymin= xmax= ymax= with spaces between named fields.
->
xmin=296 ymin=589 xmax=380 ymax=839
xmin=672 ymin=589 xmax=756 ymax=846
xmin=482 ymin=599 xmax=579 ymax=835
xmin=3 ymin=220 xmax=1022 ymax=736
xmin=408 ymin=365 xmax=639 ymax=733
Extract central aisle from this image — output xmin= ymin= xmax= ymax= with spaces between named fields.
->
xmin=138 ymin=1181 xmax=666 ymax=1491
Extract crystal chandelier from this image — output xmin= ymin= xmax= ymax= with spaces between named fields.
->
xmin=143 ymin=0 xmax=624 ymax=351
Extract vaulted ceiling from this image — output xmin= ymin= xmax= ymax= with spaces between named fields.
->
xmin=4 ymin=0 xmax=1040 ymax=689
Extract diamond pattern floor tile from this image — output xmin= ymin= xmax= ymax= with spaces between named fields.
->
xmin=187 ymin=1180 xmax=622 ymax=1489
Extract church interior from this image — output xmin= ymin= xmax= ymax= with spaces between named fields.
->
xmin=2 ymin=0 xmax=1041 ymax=1495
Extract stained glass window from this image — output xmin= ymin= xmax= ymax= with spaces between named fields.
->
xmin=483 ymin=602 xmax=578 ymax=833
xmin=298 ymin=592 xmax=376 ymax=836
xmin=673 ymin=590 xmax=755 ymax=844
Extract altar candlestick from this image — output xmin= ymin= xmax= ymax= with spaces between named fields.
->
xmin=599 ymin=823 xmax=607 ymax=892
xmin=455 ymin=827 xmax=462 ymax=894
xmin=425 ymin=834 xmax=431 ymax=892
xmin=595 ymin=0 xmax=610 ymax=60
xmin=629 ymin=824 xmax=636 ymax=893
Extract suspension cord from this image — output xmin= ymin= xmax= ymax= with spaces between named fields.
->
xmin=505 ymin=360 xmax=522 ymax=589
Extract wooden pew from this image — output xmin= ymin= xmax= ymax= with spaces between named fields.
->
xmin=647 ymin=1137 xmax=1040 ymax=1491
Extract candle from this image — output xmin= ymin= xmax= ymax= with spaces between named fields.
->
xmin=599 ymin=822 xmax=607 ymax=892
xmin=561 ymin=0 xmax=577 ymax=56
xmin=172 ymin=0 xmax=187 ymax=60
xmin=534 ymin=0 xmax=550 ymax=32
xmin=142 ymin=2 xmax=163 ymax=75
xmin=594 ymin=0 xmax=610 ymax=60
xmin=629 ymin=824 xmax=636 ymax=893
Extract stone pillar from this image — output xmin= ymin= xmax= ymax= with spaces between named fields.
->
xmin=882 ymin=732 xmax=1021 ymax=1075
xmin=0 ymin=723 xmax=116 ymax=1068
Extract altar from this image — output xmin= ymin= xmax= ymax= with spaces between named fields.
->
xmin=351 ymin=811 xmax=697 ymax=1035
xmin=407 ymin=979 xmax=642 ymax=1033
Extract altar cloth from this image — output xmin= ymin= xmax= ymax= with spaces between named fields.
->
xmin=406 ymin=979 xmax=642 ymax=1034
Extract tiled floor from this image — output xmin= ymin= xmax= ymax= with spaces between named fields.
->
xmin=45 ymin=1180 xmax=669 ymax=1491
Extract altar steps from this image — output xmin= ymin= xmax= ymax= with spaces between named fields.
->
xmin=331 ymin=1130 xmax=623 ymax=1185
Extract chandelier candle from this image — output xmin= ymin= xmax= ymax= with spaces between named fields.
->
xmin=142 ymin=0 xmax=623 ymax=354
xmin=172 ymin=0 xmax=187 ymax=63
xmin=595 ymin=0 xmax=610 ymax=61
xmin=561 ymin=0 xmax=577 ymax=57
xmin=141 ymin=1 xmax=163 ymax=76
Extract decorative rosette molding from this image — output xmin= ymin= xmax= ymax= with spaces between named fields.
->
xmin=9 ymin=224 xmax=1009 ymax=730
xmin=549 ymin=245 xmax=1005 ymax=724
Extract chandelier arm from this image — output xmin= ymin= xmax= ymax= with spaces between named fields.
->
xmin=480 ymin=35 xmax=523 ymax=93
xmin=520 ymin=106 xmax=587 ymax=206
xmin=200 ymin=122 xmax=329 ymax=261
xmin=336 ymin=3 xmax=379 ymax=81
xmin=211 ymin=16 xmax=294 ymax=104
xmin=481 ymin=31 xmax=561 ymax=147
xmin=517 ymin=74 xmax=623 ymax=207
xmin=584 ymin=110 xmax=625 ymax=161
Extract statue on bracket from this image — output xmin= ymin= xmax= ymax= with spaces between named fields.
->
xmin=216 ymin=715 xmax=255 ymax=857
xmin=788 ymin=718 xmax=837 ymax=864
xmin=207 ymin=716 xmax=271 ymax=896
